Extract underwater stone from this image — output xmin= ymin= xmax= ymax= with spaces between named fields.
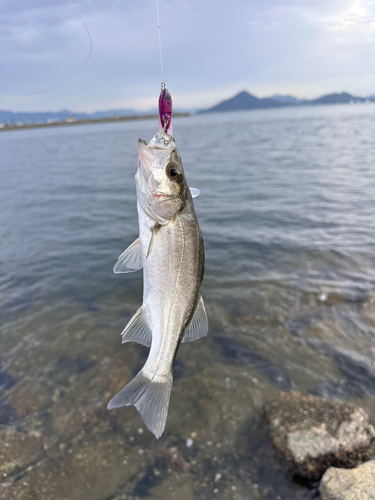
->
xmin=0 ymin=369 xmax=16 ymax=391
xmin=0 ymin=433 xmax=140 ymax=500
xmin=213 ymin=330 xmax=292 ymax=390
xmin=0 ymin=398 xmax=18 ymax=426
xmin=0 ymin=429 xmax=43 ymax=480
xmin=320 ymin=461 xmax=375 ymax=500
xmin=261 ymin=391 xmax=375 ymax=480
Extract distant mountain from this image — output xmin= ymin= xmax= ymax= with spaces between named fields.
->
xmin=270 ymin=94 xmax=302 ymax=104
xmin=2 ymin=91 xmax=373 ymax=125
xmin=199 ymin=90 xmax=374 ymax=114
xmin=198 ymin=91 xmax=286 ymax=114
xmin=309 ymin=92 xmax=366 ymax=105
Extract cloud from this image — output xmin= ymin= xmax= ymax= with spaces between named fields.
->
xmin=0 ymin=0 xmax=374 ymax=111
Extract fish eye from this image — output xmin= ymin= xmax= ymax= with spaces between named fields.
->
xmin=167 ymin=164 xmax=182 ymax=182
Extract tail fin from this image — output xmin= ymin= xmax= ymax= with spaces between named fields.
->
xmin=107 ymin=370 xmax=173 ymax=439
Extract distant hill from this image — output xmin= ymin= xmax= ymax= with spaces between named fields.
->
xmin=309 ymin=92 xmax=366 ymax=105
xmin=199 ymin=90 xmax=374 ymax=114
xmin=198 ymin=91 xmax=284 ymax=114
xmin=2 ymin=92 xmax=374 ymax=125
xmin=270 ymin=94 xmax=303 ymax=104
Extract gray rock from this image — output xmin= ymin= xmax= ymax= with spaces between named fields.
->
xmin=320 ymin=461 xmax=375 ymax=500
xmin=261 ymin=391 xmax=375 ymax=479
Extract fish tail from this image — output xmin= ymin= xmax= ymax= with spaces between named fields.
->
xmin=107 ymin=370 xmax=173 ymax=439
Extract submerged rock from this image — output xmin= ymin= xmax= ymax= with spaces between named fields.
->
xmin=261 ymin=391 xmax=375 ymax=479
xmin=0 ymin=433 xmax=141 ymax=500
xmin=0 ymin=369 xmax=16 ymax=391
xmin=309 ymin=379 xmax=367 ymax=400
xmin=213 ymin=330 xmax=292 ymax=390
xmin=0 ymin=397 xmax=18 ymax=426
xmin=0 ymin=429 xmax=43 ymax=480
xmin=319 ymin=461 xmax=375 ymax=500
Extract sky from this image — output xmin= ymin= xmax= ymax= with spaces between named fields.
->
xmin=1 ymin=0 xmax=375 ymax=112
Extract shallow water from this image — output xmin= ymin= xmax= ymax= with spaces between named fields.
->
xmin=1 ymin=104 xmax=375 ymax=499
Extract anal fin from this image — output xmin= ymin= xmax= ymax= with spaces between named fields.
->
xmin=121 ymin=307 xmax=152 ymax=347
xmin=182 ymin=294 xmax=209 ymax=343
xmin=114 ymin=238 xmax=142 ymax=273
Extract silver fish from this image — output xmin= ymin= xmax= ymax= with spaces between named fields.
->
xmin=107 ymin=131 xmax=208 ymax=438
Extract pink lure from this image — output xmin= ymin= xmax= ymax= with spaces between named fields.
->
xmin=158 ymin=86 xmax=173 ymax=135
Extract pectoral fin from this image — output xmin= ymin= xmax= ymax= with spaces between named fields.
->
xmin=113 ymin=238 xmax=142 ymax=273
xmin=182 ymin=294 xmax=209 ymax=343
xmin=189 ymin=187 xmax=200 ymax=198
xmin=121 ymin=307 xmax=152 ymax=347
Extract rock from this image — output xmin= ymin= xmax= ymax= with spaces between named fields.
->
xmin=0 ymin=429 xmax=43 ymax=480
xmin=319 ymin=461 xmax=375 ymax=500
xmin=261 ymin=391 xmax=375 ymax=479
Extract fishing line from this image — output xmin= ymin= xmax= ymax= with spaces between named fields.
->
xmin=155 ymin=0 xmax=165 ymax=87
xmin=0 ymin=0 xmax=92 ymax=97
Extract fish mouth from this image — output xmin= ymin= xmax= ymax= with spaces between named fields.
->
xmin=148 ymin=132 xmax=175 ymax=151
xmin=137 ymin=138 xmax=172 ymax=192
xmin=137 ymin=141 xmax=153 ymax=188
xmin=136 ymin=135 xmax=177 ymax=210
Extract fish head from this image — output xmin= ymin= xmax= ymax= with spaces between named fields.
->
xmin=136 ymin=132 xmax=188 ymax=223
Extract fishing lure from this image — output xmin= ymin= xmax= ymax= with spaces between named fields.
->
xmin=158 ymin=84 xmax=173 ymax=134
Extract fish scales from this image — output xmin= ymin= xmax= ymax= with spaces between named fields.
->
xmin=142 ymin=211 xmax=202 ymax=379
xmin=108 ymin=131 xmax=208 ymax=438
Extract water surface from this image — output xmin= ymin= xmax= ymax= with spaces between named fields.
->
xmin=1 ymin=104 xmax=375 ymax=499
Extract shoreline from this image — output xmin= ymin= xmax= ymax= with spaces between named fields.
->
xmin=0 ymin=112 xmax=190 ymax=133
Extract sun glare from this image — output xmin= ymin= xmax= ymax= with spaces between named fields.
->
xmin=324 ymin=0 xmax=375 ymax=32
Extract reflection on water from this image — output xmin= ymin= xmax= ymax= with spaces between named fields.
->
xmin=1 ymin=104 xmax=375 ymax=499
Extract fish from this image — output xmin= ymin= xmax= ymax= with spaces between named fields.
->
xmin=107 ymin=131 xmax=208 ymax=438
